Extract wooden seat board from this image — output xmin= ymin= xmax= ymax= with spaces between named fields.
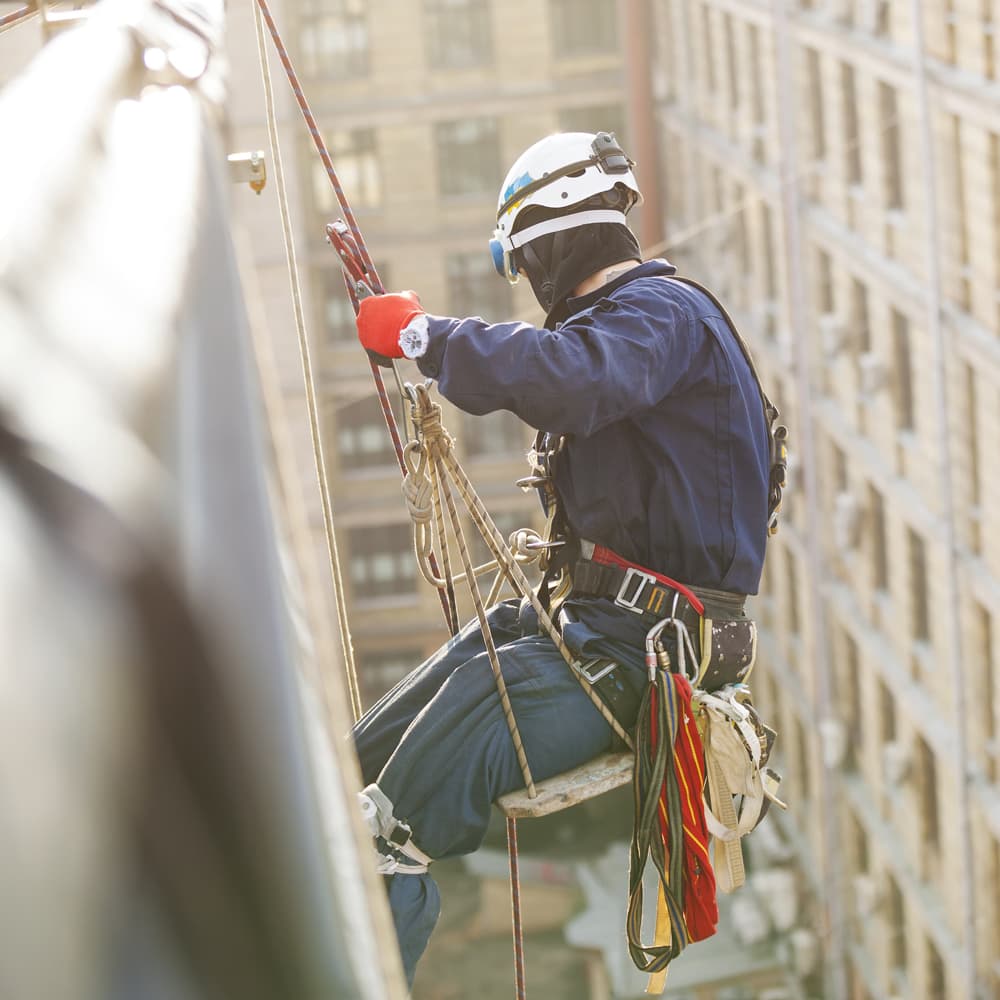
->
xmin=496 ymin=751 xmax=634 ymax=818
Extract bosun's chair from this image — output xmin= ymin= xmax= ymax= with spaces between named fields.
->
xmin=496 ymin=751 xmax=633 ymax=819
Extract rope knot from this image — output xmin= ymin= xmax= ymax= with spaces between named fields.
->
xmin=509 ymin=528 xmax=545 ymax=564
xmin=410 ymin=391 xmax=452 ymax=458
xmin=402 ymin=442 xmax=433 ymax=524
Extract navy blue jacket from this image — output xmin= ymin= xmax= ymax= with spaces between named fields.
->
xmin=416 ymin=260 xmax=769 ymax=595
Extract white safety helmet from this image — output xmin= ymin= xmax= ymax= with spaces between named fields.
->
xmin=489 ymin=131 xmax=643 ymax=283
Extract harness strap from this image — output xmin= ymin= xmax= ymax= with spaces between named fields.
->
xmin=666 ymin=276 xmax=788 ymax=536
xmin=580 ymin=539 xmax=705 ymax=615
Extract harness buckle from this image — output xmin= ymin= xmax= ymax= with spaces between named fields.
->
xmin=615 ymin=566 xmax=657 ymax=614
xmin=575 ymin=657 xmax=617 ymax=684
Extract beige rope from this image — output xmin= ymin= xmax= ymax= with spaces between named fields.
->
xmin=435 ymin=451 xmax=537 ymax=797
xmin=253 ymin=2 xmax=363 ymax=722
xmin=406 ymin=386 xmax=634 ymax=759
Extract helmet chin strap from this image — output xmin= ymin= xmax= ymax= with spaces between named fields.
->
xmin=518 ymin=237 xmax=560 ymax=315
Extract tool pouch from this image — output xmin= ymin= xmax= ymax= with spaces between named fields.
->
xmin=695 ymin=617 xmax=758 ymax=692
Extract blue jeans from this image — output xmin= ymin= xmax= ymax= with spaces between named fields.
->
xmin=353 ymin=599 xmax=632 ymax=985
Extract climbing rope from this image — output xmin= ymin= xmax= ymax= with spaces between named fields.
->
xmin=403 ymin=385 xmax=634 ymax=754
xmin=253 ymin=0 xmax=458 ymax=636
xmin=252 ymin=0 xmax=363 ymax=720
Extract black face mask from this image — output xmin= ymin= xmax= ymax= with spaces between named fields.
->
xmin=514 ymin=222 xmax=642 ymax=328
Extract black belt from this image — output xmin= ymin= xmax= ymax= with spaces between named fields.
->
xmin=569 ymin=558 xmax=746 ymax=628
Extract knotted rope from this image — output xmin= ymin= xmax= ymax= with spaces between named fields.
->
xmin=403 ymin=385 xmax=634 ymax=761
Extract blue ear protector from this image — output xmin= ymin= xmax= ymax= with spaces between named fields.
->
xmin=489 ymin=237 xmax=519 ymax=283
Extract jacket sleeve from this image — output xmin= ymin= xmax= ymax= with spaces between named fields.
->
xmin=416 ymin=283 xmax=699 ymax=435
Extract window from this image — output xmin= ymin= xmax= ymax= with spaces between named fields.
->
xmin=463 ymin=409 xmax=528 ymax=459
xmin=700 ymin=5 xmax=716 ymax=92
xmin=851 ymin=277 xmax=871 ymax=353
xmin=349 ymin=524 xmax=417 ymax=600
xmin=747 ymin=23 xmax=766 ymax=162
xmin=878 ymin=677 xmax=896 ymax=743
xmin=724 ymin=15 xmax=739 ymax=110
xmin=760 ymin=202 xmax=778 ymax=335
xmin=785 ymin=548 xmax=801 ymax=634
xmin=300 ymin=0 xmax=369 ymax=78
xmin=890 ymin=309 xmax=914 ymax=430
xmin=868 ymin=0 xmax=891 ymax=35
xmin=985 ymin=5 xmax=997 ymax=81
xmin=795 ymin=717 xmax=811 ymax=800
xmin=557 ymin=103 xmax=626 ymax=145
xmin=817 ymin=248 xmax=835 ymax=314
xmin=842 ymin=630 xmax=862 ymax=770
xmin=944 ymin=0 xmax=958 ymax=64
xmin=358 ymin=647 xmax=423 ymax=702
xmin=975 ymin=602 xmax=996 ymax=782
xmin=446 ymin=252 xmax=511 ymax=321
xmin=965 ymin=364 xmax=982 ymax=551
xmin=548 ymin=0 xmax=618 ymax=58
xmin=841 ymin=63 xmax=862 ymax=186
xmin=747 ymin=23 xmax=764 ymax=128
xmin=992 ymin=133 xmax=1000 ymax=332
xmin=915 ymin=735 xmax=939 ymax=849
xmin=318 ymin=260 xmax=390 ymax=342
xmin=926 ymin=937 xmax=946 ymax=1000
xmin=435 ymin=117 xmax=501 ymax=198
xmin=850 ymin=811 xmax=869 ymax=874
xmin=318 ymin=267 xmax=358 ymax=342
xmin=879 ymin=83 xmax=904 ymax=210
xmin=424 ymin=0 xmax=492 ymax=69
xmin=311 ymin=128 xmax=380 ymax=213
xmin=337 ymin=395 xmax=399 ymax=471
xmin=832 ymin=442 xmax=848 ymax=492
xmin=869 ymin=484 xmax=888 ymax=591
xmin=907 ymin=528 xmax=930 ymax=641
xmin=949 ymin=116 xmax=971 ymax=308
xmin=806 ymin=47 xmax=825 ymax=161
xmin=733 ymin=192 xmax=750 ymax=310
xmin=886 ymin=875 xmax=907 ymax=971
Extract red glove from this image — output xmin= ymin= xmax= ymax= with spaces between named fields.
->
xmin=356 ymin=290 xmax=425 ymax=361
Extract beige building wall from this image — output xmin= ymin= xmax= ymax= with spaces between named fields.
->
xmin=654 ymin=2 xmax=1000 ymax=998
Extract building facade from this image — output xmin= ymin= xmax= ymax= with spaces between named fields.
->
xmin=651 ymin=2 xmax=1000 ymax=998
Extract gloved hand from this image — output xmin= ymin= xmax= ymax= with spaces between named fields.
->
xmin=356 ymin=290 xmax=427 ymax=365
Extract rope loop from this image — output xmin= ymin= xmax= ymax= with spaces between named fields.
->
xmin=402 ymin=442 xmax=433 ymax=525
xmin=509 ymin=528 xmax=545 ymax=565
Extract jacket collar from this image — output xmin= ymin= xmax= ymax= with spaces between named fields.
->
xmin=558 ymin=258 xmax=677 ymax=326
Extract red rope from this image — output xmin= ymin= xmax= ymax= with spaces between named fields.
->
xmin=254 ymin=0 xmax=458 ymax=635
xmin=0 ymin=3 xmax=35 ymax=30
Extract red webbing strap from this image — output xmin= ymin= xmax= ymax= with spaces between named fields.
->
xmin=589 ymin=543 xmax=705 ymax=616
xmin=671 ymin=677 xmax=717 ymax=941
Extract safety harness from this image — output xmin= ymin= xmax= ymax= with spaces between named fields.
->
xmin=514 ymin=274 xmax=789 ymax=991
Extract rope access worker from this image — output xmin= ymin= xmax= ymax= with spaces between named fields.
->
xmin=352 ymin=131 xmax=775 ymax=985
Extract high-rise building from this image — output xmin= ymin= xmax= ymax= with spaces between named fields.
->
xmin=651 ymin=3 xmax=1000 ymax=998
xmin=225 ymin=0 xmax=658 ymax=709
